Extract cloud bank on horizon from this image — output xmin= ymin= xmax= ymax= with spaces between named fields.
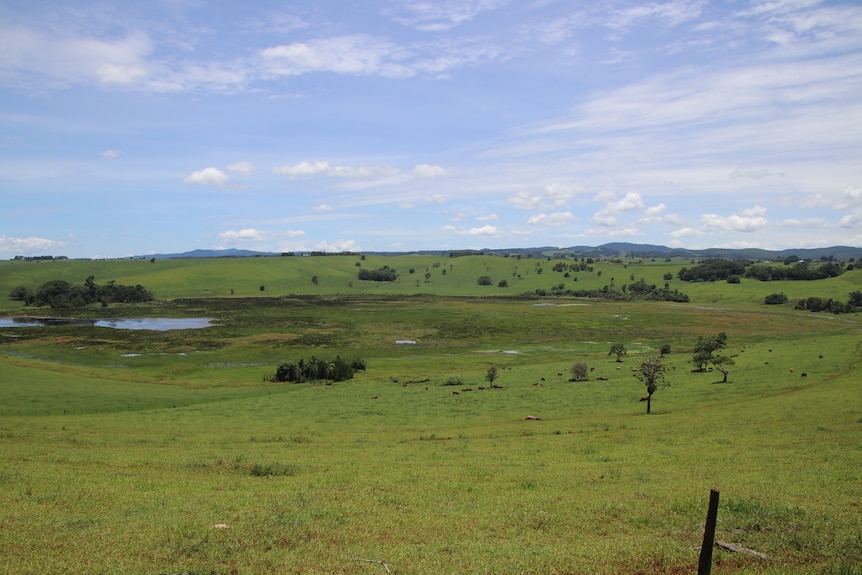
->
xmin=1 ymin=0 xmax=860 ymax=258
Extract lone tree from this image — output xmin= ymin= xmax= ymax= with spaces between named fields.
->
xmin=692 ymin=332 xmax=727 ymax=372
xmin=570 ymin=362 xmax=589 ymax=382
xmin=660 ymin=343 xmax=671 ymax=357
xmin=709 ymin=354 xmax=735 ymax=383
xmin=609 ymin=343 xmax=627 ymax=362
xmin=635 ymin=355 xmax=669 ymax=414
xmin=485 ymin=365 xmax=499 ymax=385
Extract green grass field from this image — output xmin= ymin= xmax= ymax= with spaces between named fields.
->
xmin=1 ymin=255 xmax=860 ymax=574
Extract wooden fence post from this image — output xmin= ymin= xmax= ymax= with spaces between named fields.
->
xmin=697 ymin=489 xmax=720 ymax=575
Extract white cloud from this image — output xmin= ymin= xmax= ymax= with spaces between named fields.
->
xmin=701 ymin=206 xmax=768 ymax=232
xmin=838 ymin=213 xmax=862 ymax=229
xmin=261 ymin=35 xmax=411 ymax=78
xmin=228 ymin=161 xmax=255 ymax=176
xmin=426 ymin=194 xmax=447 ymax=204
xmin=327 ymin=164 xmax=400 ymax=179
xmin=272 ymin=160 xmax=330 ymax=177
xmin=184 ymin=167 xmax=229 ymax=186
xmin=100 ymin=149 xmax=121 ymax=159
xmin=316 ymin=239 xmax=361 ymax=252
xmin=509 ymin=182 xmax=583 ymax=211
xmin=466 ymin=224 xmax=498 ymax=236
xmin=527 ymin=211 xmax=573 ymax=226
xmin=412 ymin=164 xmax=446 ymax=178
xmin=592 ymin=192 xmax=645 ymax=227
xmin=607 ymin=0 xmax=707 ymax=30
xmin=314 ymin=204 xmax=334 ymax=211
xmin=219 ymin=228 xmax=267 ymax=241
xmin=97 ymin=63 xmax=148 ymax=84
xmin=0 ymin=235 xmax=65 ymax=255
xmin=476 ymin=213 xmax=498 ymax=221
xmin=0 ymin=26 xmax=153 ymax=89
xmin=219 ymin=228 xmax=306 ymax=243
xmin=387 ymin=0 xmax=508 ymax=31
xmin=272 ymin=160 xmax=399 ymax=179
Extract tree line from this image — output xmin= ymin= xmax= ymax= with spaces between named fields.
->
xmin=9 ymin=276 xmax=154 ymax=308
xmin=268 ymin=356 xmax=367 ymax=383
xmin=678 ymin=258 xmax=847 ymax=283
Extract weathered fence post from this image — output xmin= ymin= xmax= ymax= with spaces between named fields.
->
xmin=697 ymin=489 xmax=720 ymax=575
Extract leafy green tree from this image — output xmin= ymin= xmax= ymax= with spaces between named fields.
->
xmin=609 ymin=343 xmax=627 ymax=362
xmin=477 ymin=275 xmax=493 ymax=286
xmin=635 ymin=356 xmax=668 ymax=414
xmin=692 ymin=333 xmax=727 ymax=371
xmin=660 ymin=343 xmax=671 ymax=357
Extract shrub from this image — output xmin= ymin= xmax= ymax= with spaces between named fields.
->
xmin=358 ymin=266 xmax=398 ymax=281
xmin=477 ymin=276 xmax=493 ymax=286
xmin=764 ymin=292 xmax=788 ymax=305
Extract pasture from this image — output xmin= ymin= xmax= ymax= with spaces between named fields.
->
xmin=0 ymin=255 xmax=860 ymax=574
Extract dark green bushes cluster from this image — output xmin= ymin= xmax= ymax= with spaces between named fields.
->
xmin=794 ymin=292 xmax=862 ymax=314
xmin=764 ymin=292 xmax=789 ymax=305
xmin=678 ymin=259 xmax=748 ymax=282
xmin=746 ymin=261 xmax=843 ymax=281
xmin=270 ymin=356 xmax=366 ymax=383
xmin=9 ymin=276 xmax=154 ymax=308
xmin=357 ymin=266 xmax=398 ymax=281
xmin=532 ymin=279 xmax=689 ymax=302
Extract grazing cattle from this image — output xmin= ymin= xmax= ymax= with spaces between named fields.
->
xmin=371 ymin=396 xmax=378 ymax=400
xmin=461 ymin=388 xmax=473 ymax=392
xmin=525 ymin=415 xmax=540 ymax=420
xmin=452 ymin=391 xmax=459 ymax=395
xmin=639 ymin=395 xmax=650 ymax=402
xmin=789 ymin=368 xmax=794 ymax=373
xmin=819 ymin=355 xmax=823 ymax=359
xmin=801 ymin=372 xmax=808 ymax=377
xmin=596 ymin=376 xmax=608 ymax=381
xmin=492 ymin=384 xmax=503 ymax=389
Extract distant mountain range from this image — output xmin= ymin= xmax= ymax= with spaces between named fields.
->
xmin=138 ymin=243 xmax=862 ymax=261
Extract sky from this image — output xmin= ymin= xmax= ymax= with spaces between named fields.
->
xmin=1 ymin=0 xmax=861 ymax=259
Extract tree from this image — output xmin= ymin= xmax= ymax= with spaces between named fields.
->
xmin=609 ymin=343 xmax=627 ymax=362
xmin=570 ymin=362 xmax=589 ymax=382
xmin=485 ymin=365 xmax=499 ymax=385
xmin=692 ymin=333 xmax=727 ymax=371
xmin=635 ymin=356 xmax=668 ymax=414
xmin=660 ymin=343 xmax=671 ymax=357
xmin=708 ymin=355 xmax=735 ymax=383
xmin=477 ymin=275 xmax=493 ymax=286
xmin=311 ymin=275 xmax=319 ymax=285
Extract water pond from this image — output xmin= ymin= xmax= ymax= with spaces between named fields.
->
xmin=0 ymin=317 xmax=214 ymax=331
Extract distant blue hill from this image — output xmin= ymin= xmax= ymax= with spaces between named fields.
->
xmin=139 ymin=248 xmax=280 ymax=259
xmin=137 ymin=244 xmax=862 ymax=261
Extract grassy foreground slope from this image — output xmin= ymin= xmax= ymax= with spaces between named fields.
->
xmin=0 ymin=255 xmax=860 ymax=574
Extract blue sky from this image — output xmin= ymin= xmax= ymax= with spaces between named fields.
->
xmin=1 ymin=0 xmax=861 ymax=258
